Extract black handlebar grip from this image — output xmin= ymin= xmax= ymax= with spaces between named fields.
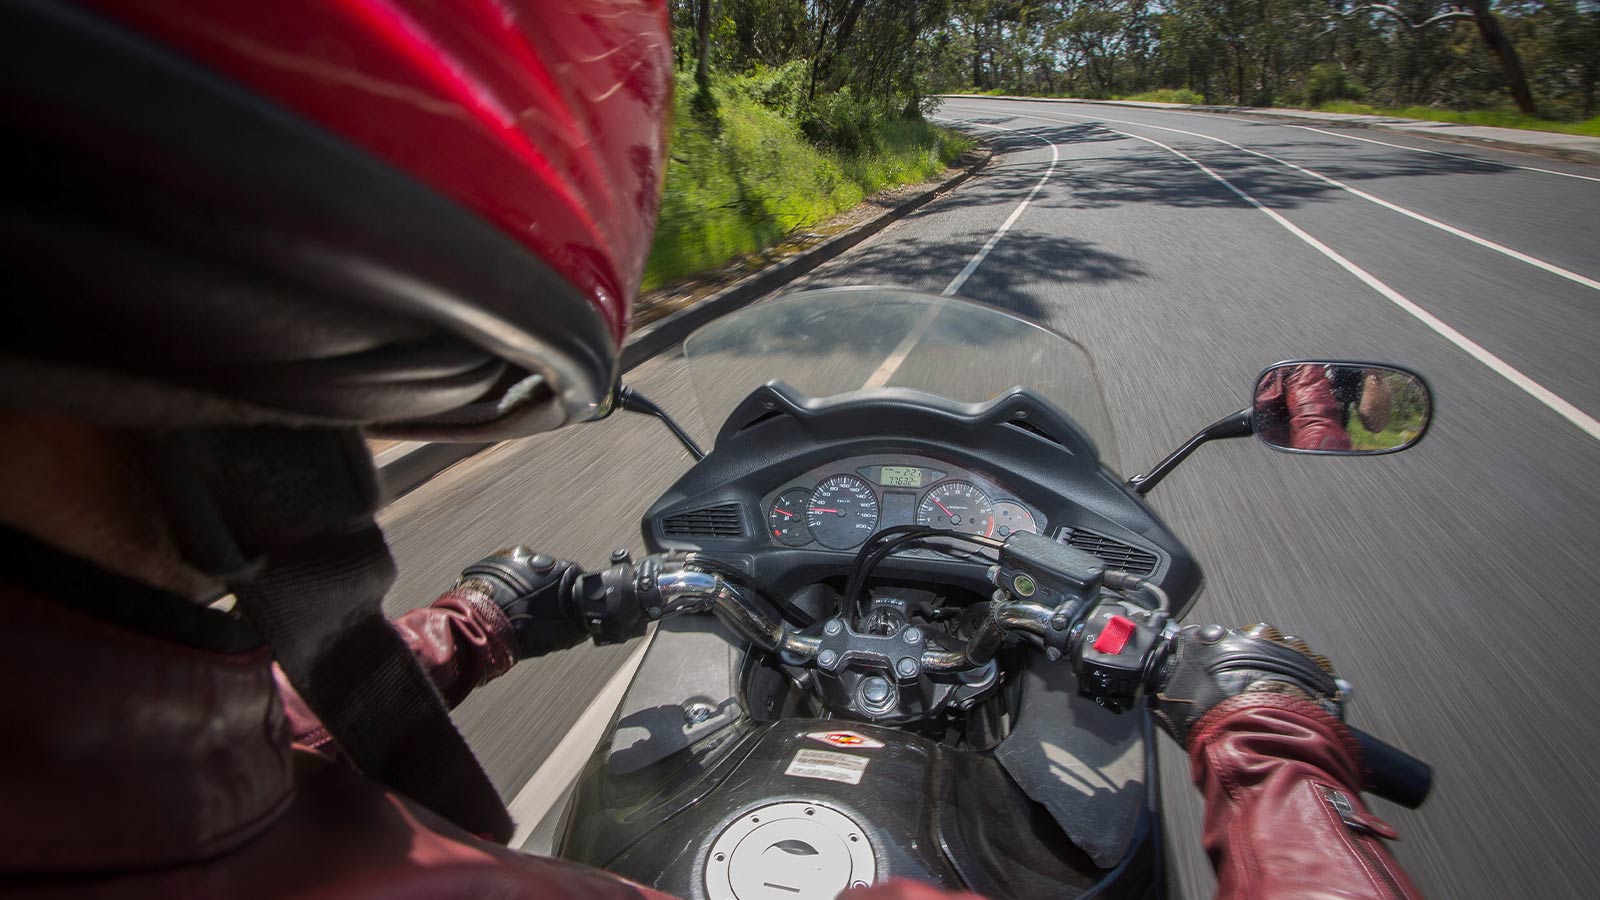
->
xmin=1350 ymin=727 xmax=1432 ymax=809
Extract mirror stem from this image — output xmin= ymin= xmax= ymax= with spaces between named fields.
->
xmin=1128 ymin=408 xmax=1253 ymax=495
xmin=618 ymin=385 xmax=706 ymax=461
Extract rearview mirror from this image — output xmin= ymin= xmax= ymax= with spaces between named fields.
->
xmin=1253 ymin=361 xmax=1431 ymax=455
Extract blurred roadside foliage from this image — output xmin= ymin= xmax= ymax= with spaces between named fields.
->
xmin=917 ymin=0 xmax=1600 ymax=125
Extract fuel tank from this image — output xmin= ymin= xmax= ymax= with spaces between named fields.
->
xmin=557 ymin=718 xmax=1160 ymax=900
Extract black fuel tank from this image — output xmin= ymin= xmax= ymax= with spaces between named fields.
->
xmin=557 ymin=719 xmax=1159 ymax=900
xmin=563 ymin=720 xmax=957 ymax=897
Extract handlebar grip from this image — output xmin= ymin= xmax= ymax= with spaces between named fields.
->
xmin=1349 ymin=727 xmax=1432 ymax=809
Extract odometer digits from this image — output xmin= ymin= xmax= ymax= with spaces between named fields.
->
xmin=917 ymin=481 xmax=995 ymax=536
xmin=807 ymin=475 xmax=880 ymax=549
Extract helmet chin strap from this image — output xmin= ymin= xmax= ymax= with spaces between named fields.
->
xmin=146 ymin=426 xmax=514 ymax=844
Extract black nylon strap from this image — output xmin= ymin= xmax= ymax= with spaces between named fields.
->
xmin=149 ymin=425 xmax=513 ymax=843
xmin=232 ymin=525 xmax=513 ymax=842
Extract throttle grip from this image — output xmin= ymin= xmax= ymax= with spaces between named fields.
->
xmin=1349 ymin=727 xmax=1432 ymax=809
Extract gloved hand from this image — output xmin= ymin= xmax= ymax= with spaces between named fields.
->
xmin=454 ymin=546 xmax=589 ymax=659
xmin=1149 ymin=623 xmax=1345 ymax=747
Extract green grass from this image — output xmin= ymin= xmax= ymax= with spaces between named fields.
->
xmin=1112 ymin=89 xmax=1206 ymax=105
xmin=1315 ymin=101 xmax=1600 ymax=137
xmin=643 ymin=76 xmax=973 ymax=293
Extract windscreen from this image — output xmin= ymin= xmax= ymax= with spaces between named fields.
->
xmin=683 ymin=288 xmax=1119 ymax=470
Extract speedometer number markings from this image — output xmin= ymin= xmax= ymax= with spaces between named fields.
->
xmin=807 ymin=475 xmax=880 ymax=549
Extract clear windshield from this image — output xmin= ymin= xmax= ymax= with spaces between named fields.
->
xmin=683 ymin=288 xmax=1120 ymax=470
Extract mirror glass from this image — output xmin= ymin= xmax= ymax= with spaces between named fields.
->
xmin=1252 ymin=362 xmax=1431 ymax=454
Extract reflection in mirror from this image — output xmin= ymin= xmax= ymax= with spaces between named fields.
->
xmin=1252 ymin=362 xmax=1431 ymax=455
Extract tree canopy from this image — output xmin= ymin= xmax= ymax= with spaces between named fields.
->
xmin=671 ymin=1 xmax=1600 ymax=122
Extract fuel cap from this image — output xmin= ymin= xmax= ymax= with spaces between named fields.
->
xmin=704 ymin=802 xmax=876 ymax=900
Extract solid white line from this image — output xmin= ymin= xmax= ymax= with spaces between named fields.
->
xmin=959 ymin=104 xmax=1600 ymax=293
xmin=506 ymin=634 xmax=655 ymax=849
xmin=951 ymin=108 xmax=1600 ymax=442
xmin=858 ymin=118 xmax=1063 ymax=390
xmin=863 ymin=306 xmax=941 ymax=389
xmin=930 ymin=117 xmax=1061 ymax=297
xmin=1282 ymin=124 xmax=1600 ymax=184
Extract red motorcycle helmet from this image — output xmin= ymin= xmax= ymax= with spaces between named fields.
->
xmin=0 ymin=0 xmax=672 ymax=439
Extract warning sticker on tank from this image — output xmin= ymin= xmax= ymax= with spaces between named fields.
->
xmin=785 ymin=748 xmax=869 ymax=785
xmin=805 ymin=730 xmax=885 ymax=750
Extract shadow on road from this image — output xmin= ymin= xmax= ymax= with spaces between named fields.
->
xmin=787 ymin=230 xmax=1145 ymax=321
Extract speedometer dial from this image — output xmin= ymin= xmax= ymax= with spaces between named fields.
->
xmin=807 ymin=475 xmax=880 ymax=549
xmin=917 ymin=481 xmax=995 ymax=536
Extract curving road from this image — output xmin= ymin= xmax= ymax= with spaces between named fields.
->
xmin=379 ymin=98 xmax=1600 ymax=898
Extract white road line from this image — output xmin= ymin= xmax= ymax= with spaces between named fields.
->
xmin=863 ymin=306 xmax=942 ymax=389
xmin=506 ymin=634 xmax=655 ymax=849
xmin=1282 ymin=124 xmax=1600 ymax=184
xmin=959 ymin=104 xmax=1600 ymax=293
xmin=948 ymin=109 xmax=1600 ymax=442
xmin=932 ymin=117 xmax=1061 ymax=297
xmin=859 ymin=118 xmax=1061 ymax=390
xmin=944 ymin=98 xmax=1600 ymax=184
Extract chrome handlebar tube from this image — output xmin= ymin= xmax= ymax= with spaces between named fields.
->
xmin=653 ymin=568 xmax=822 ymax=660
xmin=654 ymin=563 xmax=1053 ymax=674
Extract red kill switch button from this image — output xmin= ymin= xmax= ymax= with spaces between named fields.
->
xmin=1092 ymin=615 xmax=1138 ymax=655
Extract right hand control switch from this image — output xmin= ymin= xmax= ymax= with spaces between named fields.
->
xmin=1072 ymin=605 xmax=1161 ymax=712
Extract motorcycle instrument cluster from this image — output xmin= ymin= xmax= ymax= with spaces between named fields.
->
xmin=766 ymin=457 xmax=1042 ymax=550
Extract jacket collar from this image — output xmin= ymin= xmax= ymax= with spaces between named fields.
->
xmin=0 ymin=528 xmax=292 ymax=874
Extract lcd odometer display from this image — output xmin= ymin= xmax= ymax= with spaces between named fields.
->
xmin=880 ymin=466 xmax=922 ymax=488
xmin=807 ymin=475 xmax=880 ymax=549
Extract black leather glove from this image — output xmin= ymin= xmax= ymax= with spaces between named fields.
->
xmin=455 ymin=546 xmax=589 ymax=659
xmin=1149 ymin=623 xmax=1345 ymax=747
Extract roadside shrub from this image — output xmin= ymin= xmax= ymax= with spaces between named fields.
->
xmin=1305 ymin=63 xmax=1366 ymax=106
xmin=736 ymin=59 xmax=810 ymax=114
xmin=797 ymin=88 xmax=884 ymax=153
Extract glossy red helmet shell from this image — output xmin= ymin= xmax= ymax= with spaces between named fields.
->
xmin=1 ymin=1 xmax=671 ymax=438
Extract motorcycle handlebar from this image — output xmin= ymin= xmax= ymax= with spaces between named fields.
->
xmin=1349 ymin=727 xmax=1433 ymax=809
xmin=626 ymin=556 xmax=1430 ymax=808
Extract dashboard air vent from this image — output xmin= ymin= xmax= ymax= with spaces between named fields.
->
xmin=662 ymin=503 xmax=745 ymax=539
xmin=1059 ymin=527 xmax=1159 ymax=577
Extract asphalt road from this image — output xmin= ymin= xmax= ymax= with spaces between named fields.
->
xmin=379 ymin=98 xmax=1600 ymax=898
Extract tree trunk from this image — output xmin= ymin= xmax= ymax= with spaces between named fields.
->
xmin=810 ymin=0 xmax=866 ymax=97
xmin=695 ymin=0 xmax=712 ymax=94
xmin=971 ymin=19 xmax=982 ymax=88
xmin=1461 ymin=0 xmax=1537 ymax=115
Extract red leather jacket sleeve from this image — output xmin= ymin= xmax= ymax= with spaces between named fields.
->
xmin=278 ymin=584 xmax=519 ymax=747
xmin=1254 ymin=365 xmax=1354 ymax=451
xmin=1189 ymin=694 xmax=1423 ymax=899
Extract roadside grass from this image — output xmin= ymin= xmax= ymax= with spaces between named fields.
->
xmin=1112 ymin=89 xmax=1205 ymax=105
xmin=1347 ymin=407 xmax=1426 ymax=452
xmin=643 ymin=76 xmax=973 ymax=293
xmin=1314 ymin=101 xmax=1600 ymax=137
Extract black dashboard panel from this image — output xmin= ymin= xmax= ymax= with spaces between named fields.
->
xmin=642 ymin=383 xmax=1203 ymax=615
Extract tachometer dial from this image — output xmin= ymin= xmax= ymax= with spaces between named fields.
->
xmin=767 ymin=490 xmax=814 ymax=547
xmin=807 ymin=475 xmax=880 ymax=549
xmin=917 ymin=481 xmax=995 ymax=536
xmin=990 ymin=500 xmax=1038 ymax=537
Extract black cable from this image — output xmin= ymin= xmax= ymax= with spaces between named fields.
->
xmin=841 ymin=527 xmax=1003 ymax=617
